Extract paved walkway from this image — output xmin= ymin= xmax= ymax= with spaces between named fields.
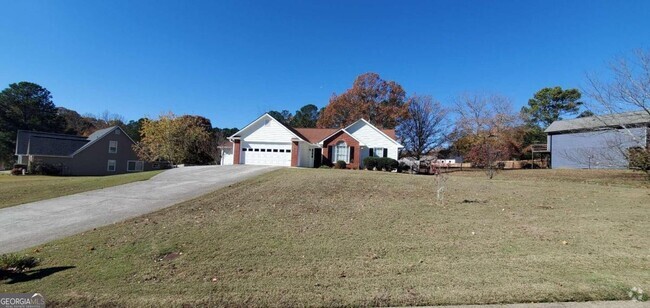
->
xmin=409 ymin=300 xmax=649 ymax=308
xmin=0 ymin=165 xmax=277 ymax=253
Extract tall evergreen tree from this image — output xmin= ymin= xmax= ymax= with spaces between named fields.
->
xmin=0 ymin=82 xmax=66 ymax=163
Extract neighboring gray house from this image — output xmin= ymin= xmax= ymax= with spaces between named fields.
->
xmin=15 ymin=126 xmax=160 ymax=176
xmin=545 ymin=111 xmax=650 ymax=169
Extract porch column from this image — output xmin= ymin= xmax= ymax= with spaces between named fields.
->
xmin=233 ymin=140 xmax=241 ymax=165
xmin=291 ymin=141 xmax=299 ymax=167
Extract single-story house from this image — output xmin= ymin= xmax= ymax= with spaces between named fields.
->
xmin=15 ymin=126 xmax=163 ymax=175
xmin=221 ymin=113 xmax=403 ymax=169
xmin=545 ymin=111 xmax=650 ymax=169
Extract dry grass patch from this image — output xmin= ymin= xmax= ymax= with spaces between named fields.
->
xmin=1 ymin=169 xmax=648 ymax=306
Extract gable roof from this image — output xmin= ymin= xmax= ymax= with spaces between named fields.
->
xmin=293 ymin=127 xmax=397 ymax=144
xmin=15 ymin=126 xmax=135 ymax=157
xmin=545 ymin=110 xmax=650 ymax=133
xmin=229 ymin=114 xmax=402 ymax=146
xmin=293 ymin=128 xmax=338 ymax=143
xmin=15 ymin=131 xmax=89 ymax=156
xmin=228 ymin=113 xmax=306 ymax=142
xmin=344 ymin=118 xmax=403 ymax=147
xmin=71 ymin=126 xmax=131 ymax=155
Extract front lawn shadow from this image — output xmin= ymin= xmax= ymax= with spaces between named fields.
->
xmin=1 ymin=266 xmax=75 ymax=284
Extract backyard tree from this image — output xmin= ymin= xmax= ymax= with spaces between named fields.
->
xmin=290 ymin=104 xmax=320 ymax=128
xmin=584 ymin=48 xmax=650 ymax=178
xmin=57 ymin=107 xmax=94 ymax=135
xmin=134 ymin=113 xmax=214 ymax=166
xmin=396 ymin=95 xmax=448 ymax=159
xmin=0 ymin=82 xmax=66 ymax=164
xmin=267 ymin=110 xmax=293 ymax=124
xmin=123 ymin=118 xmax=148 ymax=142
xmin=521 ymin=86 xmax=583 ymax=128
xmin=451 ymin=93 xmax=524 ymax=178
xmin=317 ymin=73 xmax=408 ymax=129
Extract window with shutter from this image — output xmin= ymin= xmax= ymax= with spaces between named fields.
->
xmin=333 ymin=141 xmax=348 ymax=162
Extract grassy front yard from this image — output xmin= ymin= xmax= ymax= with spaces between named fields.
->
xmin=1 ymin=169 xmax=649 ymax=306
xmin=0 ymin=171 xmax=163 ymax=209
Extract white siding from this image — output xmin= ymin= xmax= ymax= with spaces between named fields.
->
xmin=240 ymin=116 xmax=296 ymax=143
xmin=347 ymin=121 xmax=397 ymax=148
xmin=346 ymin=121 xmax=401 ymax=164
xmin=221 ymin=148 xmax=233 ymax=165
xmin=235 ymin=115 xmax=300 ymax=167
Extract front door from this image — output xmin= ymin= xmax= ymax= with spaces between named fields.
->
xmin=313 ymin=148 xmax=322 ymax=168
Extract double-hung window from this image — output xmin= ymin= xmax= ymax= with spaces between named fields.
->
xmin=109 ymin=141 xmax=118 ymax=153
xmin=107 ymin=160 xmax=116 ymax=172
xmin=333 ymin=141 xmax=349 ymax=163
xmin=127 ymin=160 xmax=144 ymax=172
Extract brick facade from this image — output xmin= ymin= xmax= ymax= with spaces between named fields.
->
xmin=233 ymin=139 xmax=241 ymax=164
xmin=291 ymin=141 xmax=299 ymax=167
xmin=322 ymin=131 xmax=360 ymax=169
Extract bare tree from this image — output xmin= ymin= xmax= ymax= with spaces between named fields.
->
xmin=585 ymin=49 xmax=650 ymax=116
xmin=397 ymin=95 xmax=448 ymax=159
xmin=452 ymin=93 xmax=522 ymax=178
xmin=584 ymin=49 xmax=650 ymax=176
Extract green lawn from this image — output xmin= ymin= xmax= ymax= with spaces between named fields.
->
xmin=0 ymin=171 xmax=163 ymax=209
xmin=1 ymin=169 xmax=649 ymax=307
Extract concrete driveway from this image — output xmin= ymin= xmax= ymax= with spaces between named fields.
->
xmin=0 ymin=165 xmax=278 ymax=254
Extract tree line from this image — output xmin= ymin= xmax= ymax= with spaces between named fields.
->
xmin=0 ymin=77 xmax=593 ymax=168
xmin=0 ymin=82 xmax=237 ymax=165
xmin=2 ymin=49 xmax=648 ymax=172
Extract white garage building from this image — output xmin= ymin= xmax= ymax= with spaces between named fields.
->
xmin=220 ymin=113 xmax=403 ymax=169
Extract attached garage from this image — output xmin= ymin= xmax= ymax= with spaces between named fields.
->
xmin=240 ymin=142 xmax=292 ymax=166
xmin=226 ymin=114 xmax=403 ymax=168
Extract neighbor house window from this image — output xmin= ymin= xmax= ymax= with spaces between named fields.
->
xmin=107 ymin=160 xmax=116 ymax=172
xmin=127 ymin=160 xmax=144 ymax=172
xmin=333 ymin=141 xmax=348 ymax=162
xmin=109 ymin=141 xmax=118 ymax=153
xmin=374 ymin=147 xmax=384 ymax=157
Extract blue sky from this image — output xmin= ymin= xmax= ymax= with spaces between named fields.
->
xmin=1 ymin=1 xmax=649 ymax=128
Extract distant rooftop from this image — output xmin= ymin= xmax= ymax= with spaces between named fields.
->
xmin=15 ymin=126 xmax=121 ymax=157
xmin=545 ymin=110 xmax=650 ymax=133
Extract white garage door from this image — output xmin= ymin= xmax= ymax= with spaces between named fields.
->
xmin=241 ymin=143 xmax=291 ymax=166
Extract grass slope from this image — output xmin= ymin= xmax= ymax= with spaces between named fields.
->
xmin=1 ymin=169 xmax=649 ymax=307
xmin=0 ymin=171 xmax=163 ymax=209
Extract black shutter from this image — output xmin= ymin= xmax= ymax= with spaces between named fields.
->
xmin=383 ymin=148 xmax=388 ymax=158
xmin=328 ymin=146 xmax=333 ymax=164
xmin=369 ymin=148 xmax=374 ymax=157
xmin=349 ymin=147 xmax=355 ymax=163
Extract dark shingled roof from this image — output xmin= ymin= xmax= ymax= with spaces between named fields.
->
xmin=545 ymin=110 xmax=650 ymax=133
xmin=15 ymin=126 xmax=125 ymax=157
xmin=15 ymin=131 xmax=89 ymax=156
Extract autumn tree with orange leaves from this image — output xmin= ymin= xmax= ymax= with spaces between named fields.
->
xmin=316 ymin=73 xmax=409 ymax=129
